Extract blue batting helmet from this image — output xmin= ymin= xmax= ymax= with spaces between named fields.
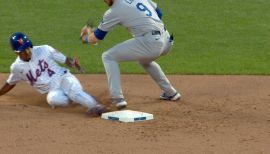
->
xmin=10 ymin=32 xmax=33 ymax=53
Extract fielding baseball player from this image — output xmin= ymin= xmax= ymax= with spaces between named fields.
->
xmin=80 ymin=0 xmax=181 ymax=109
xmin=0 ymin=32 xmax=107 ymax=116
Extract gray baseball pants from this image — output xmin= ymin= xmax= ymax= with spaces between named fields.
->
xmin=102 ymin=30 xmax=177 ymax=99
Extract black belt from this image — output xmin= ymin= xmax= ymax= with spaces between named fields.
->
xmin=152 ymin=30 xmax=161 ymax=35
xmin=151 ymin=27 xmax=166 ymax=35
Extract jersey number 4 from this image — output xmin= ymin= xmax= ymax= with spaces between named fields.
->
xmin=136 ymin=3 xmax=152 ymax=17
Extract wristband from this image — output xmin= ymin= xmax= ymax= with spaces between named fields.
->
xmin=83 ymin=35 xmax=89 ymax=44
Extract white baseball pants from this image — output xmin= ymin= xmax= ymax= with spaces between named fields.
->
xmin=46 ymin=73 xmax=98 ymax=109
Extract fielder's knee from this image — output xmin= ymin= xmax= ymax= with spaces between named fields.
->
xmin=102 ymin=51 xmax=114 ymax=62
xmin=139 ymin=61 xmax=154 ymax=68
xmin=102 ymin=52 xmax=108 ymax=61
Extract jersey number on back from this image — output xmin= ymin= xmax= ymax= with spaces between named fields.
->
xmin=136 ymin=3 xmax=152 ymax=17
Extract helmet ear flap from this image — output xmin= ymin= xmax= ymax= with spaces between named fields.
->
xmin=10 ymin=32 xmax=33 ymax=52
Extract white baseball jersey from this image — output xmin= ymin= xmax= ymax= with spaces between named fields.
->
xmin=98 ymin=0 xmax=164 ymax=37
xmin=7 ymin=45 xmax=68 ymax=94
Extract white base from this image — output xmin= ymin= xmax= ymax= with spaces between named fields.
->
xmin=101 ymin=110 xmax=154 ymax=122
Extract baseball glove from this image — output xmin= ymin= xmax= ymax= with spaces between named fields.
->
xmin=80 ymin=18 xmax=96 ymax=42
xmin=66 ymin=56 xmax=85 ymax=73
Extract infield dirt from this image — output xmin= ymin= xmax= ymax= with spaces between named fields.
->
xmin=0 ymin=74 xmax=269 ymax=154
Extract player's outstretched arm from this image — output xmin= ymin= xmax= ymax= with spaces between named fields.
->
xmin=0 ymin=83 xmax=16 ymax=96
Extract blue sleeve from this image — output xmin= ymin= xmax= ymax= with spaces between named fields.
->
xmin=156 ymin=7 xmax=163 ymax=19
xmin=94 ymin=28 xmax=108 ymax=40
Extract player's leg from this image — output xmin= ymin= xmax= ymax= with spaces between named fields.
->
xmin=102 ymin=48 xmax=125 ymax=109
xmin=47 ymin=89 xmax=71 ymax=108
xmin=139 ymin=60 xmax=181 ymax=101
xmin=60 ymin=73 xmax=107 ymax=116
xmin=102 ymin=32 xmax=179 ymax=107
xmin=102 ymin=37 xmax=162 ymax=109
xmin=139 ymin=31 xmax=180 ymax=100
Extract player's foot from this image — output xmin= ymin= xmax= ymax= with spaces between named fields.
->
xmin=115 ymin=101 xmax=127 ymax=110
xmin=86 ymin=104 xmax=108 ymax=117
xmin=160 ymin=92 xmax=181 ymax=101
xmin=113 ymin=98 xmax=127 ymax=110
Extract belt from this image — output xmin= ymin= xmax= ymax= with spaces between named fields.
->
xmin=152 ymin=30 xmax=161 ymax=35
xmin=151 ymin=27 xmax=166 ymax=35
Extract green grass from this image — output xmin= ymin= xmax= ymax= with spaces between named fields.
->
xmin=0 ymin=0 xmax=270 ymax=74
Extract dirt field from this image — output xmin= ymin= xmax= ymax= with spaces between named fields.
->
xmin=0 ymin=74 xmax=269 ymax=154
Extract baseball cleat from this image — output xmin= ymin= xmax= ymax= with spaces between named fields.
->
xmin=115 ymin=100 xmax=127 ymax=110
xmin=87 ymin=105 xmax=108 ymax=117
xmin=160 ymin=92 xmax=181 ymax=101
xmin=112 ymin=98 xmax=127 ymax=110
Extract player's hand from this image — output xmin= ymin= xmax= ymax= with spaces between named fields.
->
xmin=65 ymin=57 xmax=85 ymax=73
xmin=80 ymin=25 xmax=90 ymax=37
xmin=73 ymin=56 xmax=85 ymax=73
xmin=80 ymin=26 xmax=99 ymax=45
xmin=80 ymin=25 xmax=93 ymax=41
